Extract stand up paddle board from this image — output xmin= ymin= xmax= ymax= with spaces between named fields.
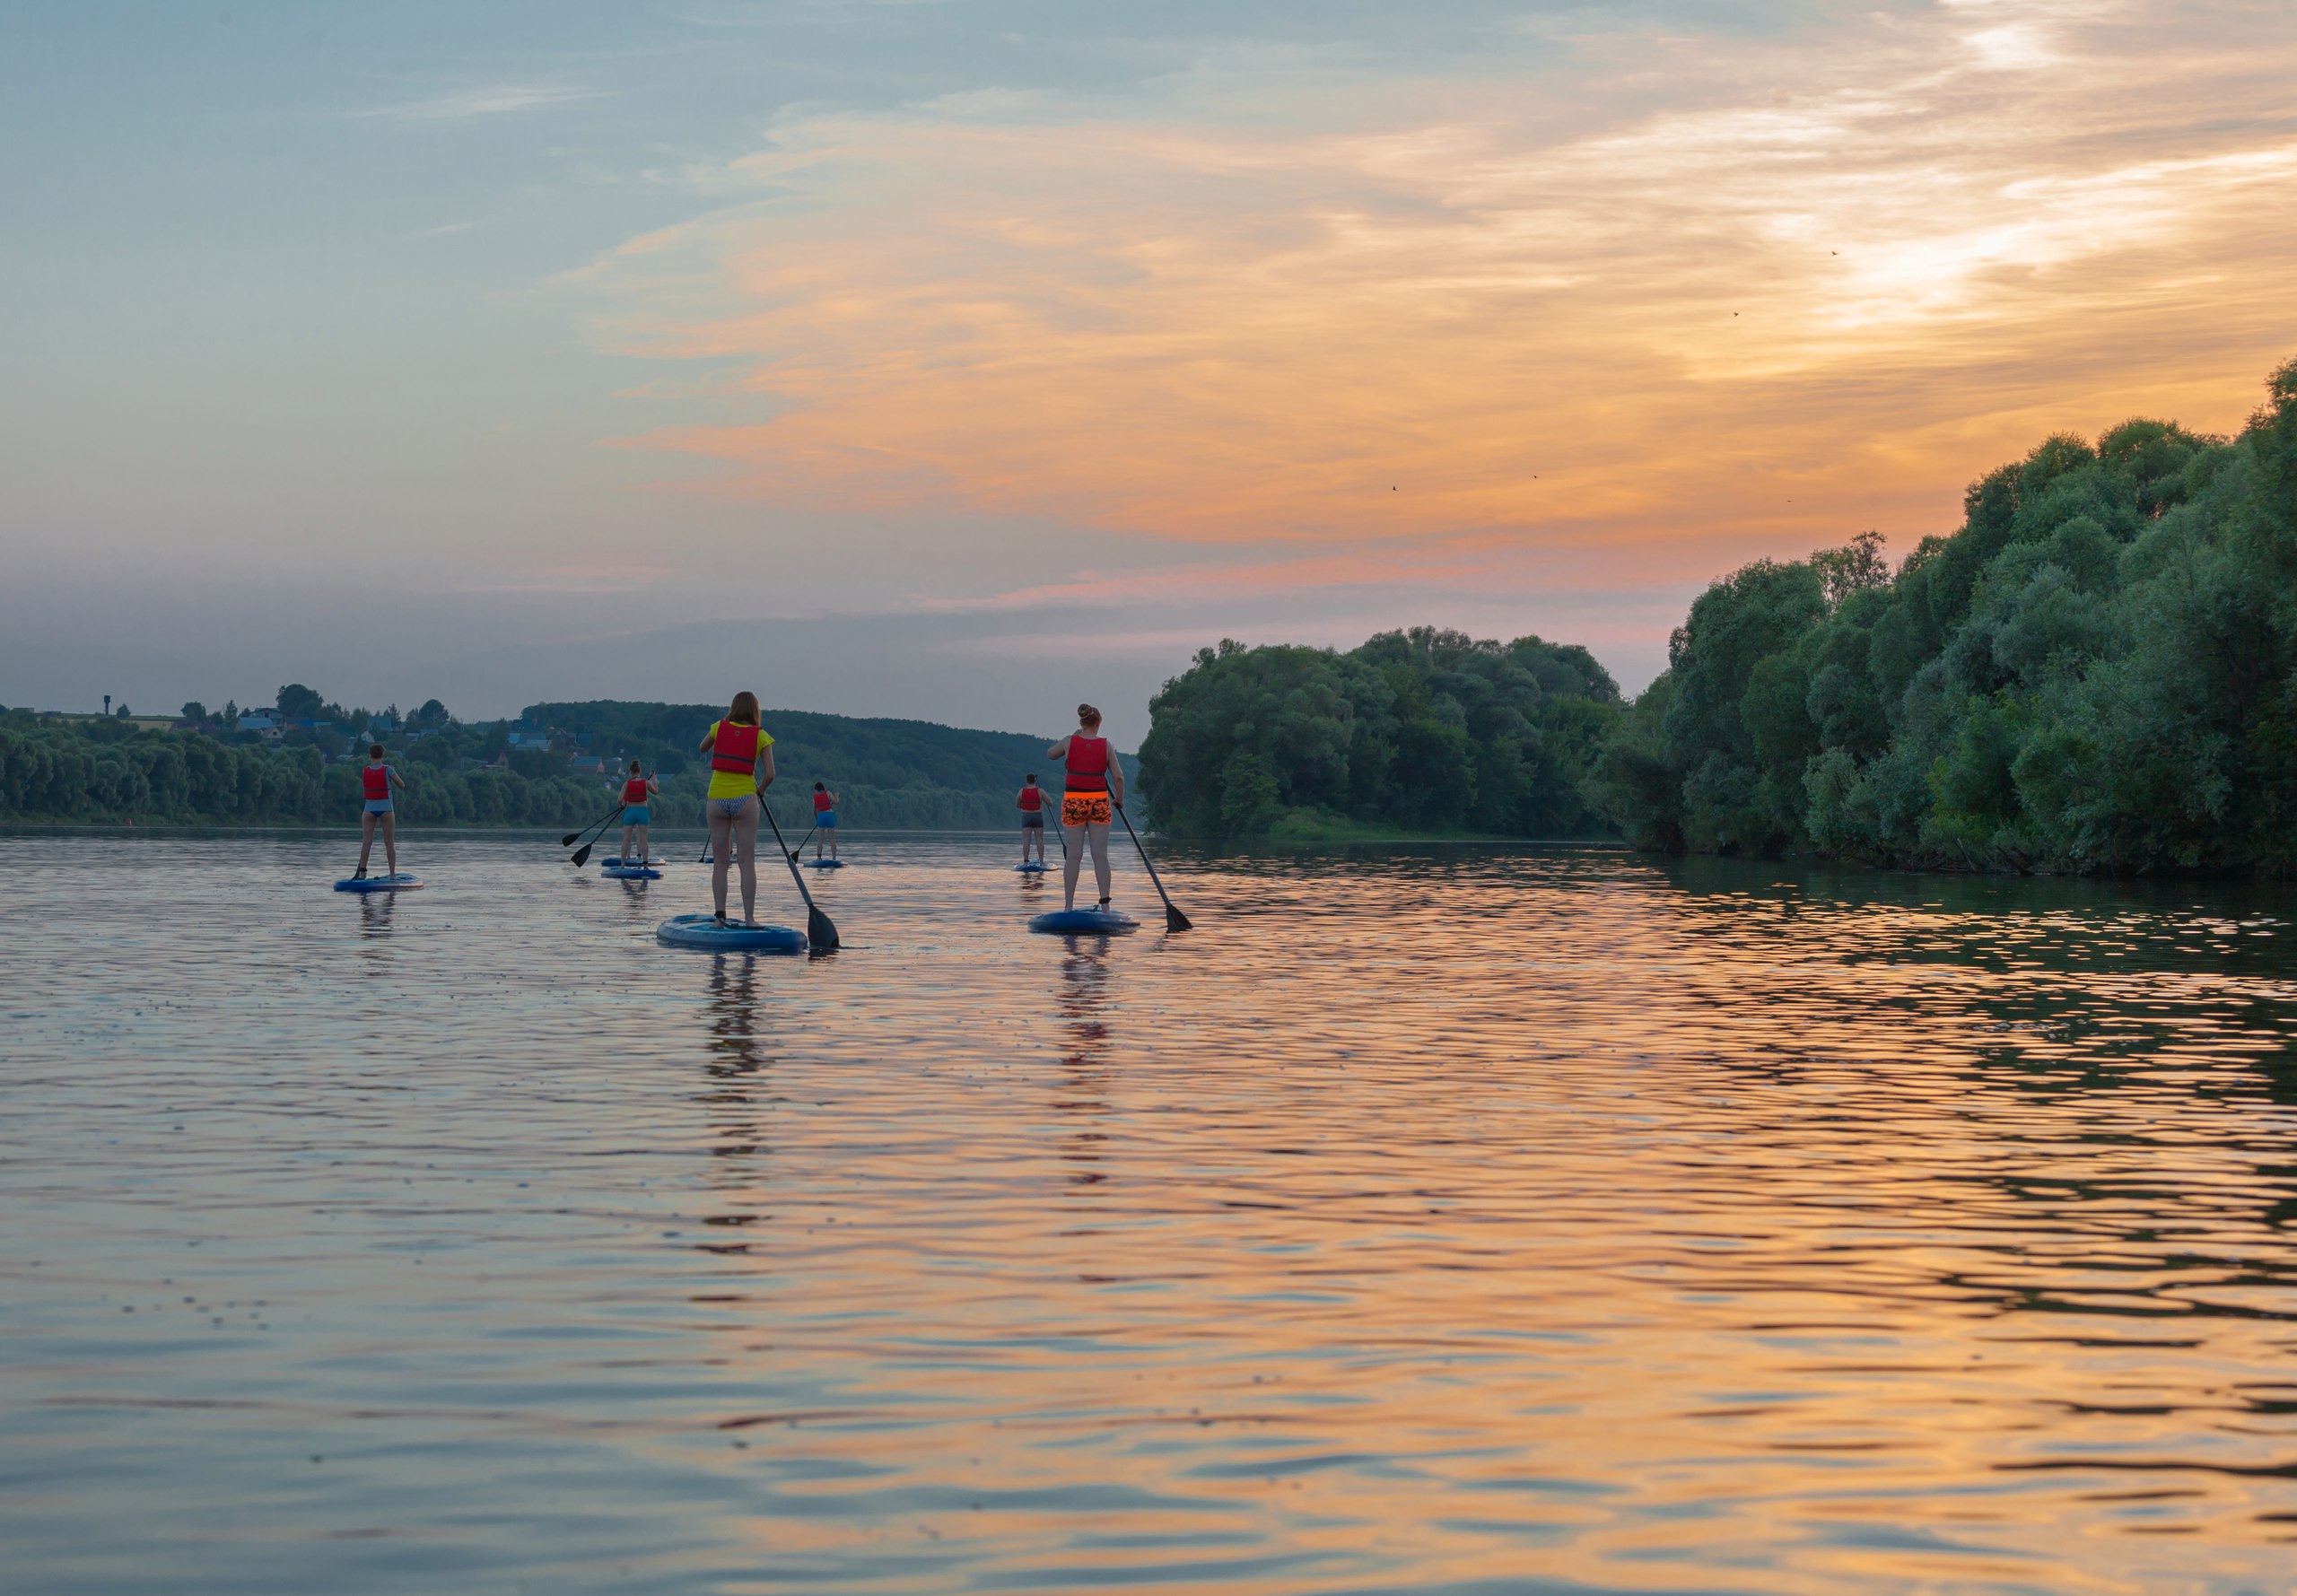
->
xmin=601 ymin=857 xmax=665 ymax=868
xmin=655 ymin=914 xmax=807 ymax=953
xmin=1027 ymin=906 xmax=1139 ymax=935
xmin=1014 ymin=861 xmax=1048 ymax=873
xmin=335 ymin=873 xmax=422 ymax=893
xmin=806 ymin=859 xmax=846 ymax=869
xmin=602 ymin=864 xmax=662 ymax=880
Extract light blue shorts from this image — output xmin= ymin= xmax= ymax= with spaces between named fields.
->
xmin=707 ymin=795 xmax=756 ymax=820
xmin=363 ymin=799 xmax=394 ymax=815
xmin=816 ymin=811 xmax=837 ymax=828
xmin=623 ymin=805 xmax=650 ymax=825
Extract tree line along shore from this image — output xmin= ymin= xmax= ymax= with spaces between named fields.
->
xmin=1137 ymin=353 xmax=2297 ymax=876
xmin=0 ymin=699 xmax=1084 ymax=833
xmin=9 ymin=354 xmax=2291 ymax=876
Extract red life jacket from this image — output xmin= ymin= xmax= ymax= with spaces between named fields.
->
xmin=623 ymin=776 xmax=649 ymax=804
xmin=1018 ymin=784 xmax=1042 ymax=811
xmin=362 ymin=763 xmax=391 ymax=800
xmin=814 ymin=789 xmax=834 ymax=812
xmin=1064 ymin=736 xmax=1109 ymax=793
xmin=711 ymin=720 xmax=761 ymax=775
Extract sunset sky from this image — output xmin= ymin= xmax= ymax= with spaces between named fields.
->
xmin=4 ymin=0 xmax=2293 ymax=740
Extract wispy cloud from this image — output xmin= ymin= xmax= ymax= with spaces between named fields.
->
xmin=574 ymin=0 xmax=2297 ymax=588
xmin=360 ymin=83 xmax=600 ymax=123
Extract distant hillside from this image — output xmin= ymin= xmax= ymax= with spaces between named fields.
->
xmin=527 ymin=701 xmax=1132 ymax=830
xmin=0 ymin=696 xmax=1130 ymax=830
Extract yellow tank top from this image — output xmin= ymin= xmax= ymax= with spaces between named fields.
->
xmin=704 ymin=720 xmax=775 ymax=800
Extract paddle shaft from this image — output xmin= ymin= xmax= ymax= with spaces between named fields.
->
xmin=1114 ymin=804 xmax=1192 ymax=930
xmin=758 ymin=798 xmax=838 ymax=951
xmin=563 ymin=798 xmax=623 ymax=850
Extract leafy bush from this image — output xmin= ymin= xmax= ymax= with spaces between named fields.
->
xmin=1590 ymin=353 xmax=2297 ymax=875
xmin=1139 ymin=627 xmax=1620 ymax=838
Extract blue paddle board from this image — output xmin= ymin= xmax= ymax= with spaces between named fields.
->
xmin=807 ymin=859 xmax=846 ymax=869
xmin=335 ymin=873 xmax=421 ymax=893
xmin=655 ymin=913 xmax=807 ymax=953
xmin=1027 ymin=906 xmax=1139 ymax=935
xmin=1014 ymin=861 xmax=1048 ymax=873
xmin=601 ymin=857 xmax=665 ymax=868
xmin=602 ymin=865 xmax=662 ymax=880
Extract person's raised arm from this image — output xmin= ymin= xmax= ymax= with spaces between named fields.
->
xmin=697 ymin=726 xmax=715 ymax=755
xmin=1044 ymin=735 xmax=1071 ymax=764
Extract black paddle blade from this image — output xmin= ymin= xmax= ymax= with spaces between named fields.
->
xmin=559 ymin=828 xmax=583 ymax=847
xmin=807 ymin=904 xmax=840 ymax=954
xmin=571 ymin=842 xmax=594 ymax=867
xmin=1164 ymin=903 xmax=1192 ymax=932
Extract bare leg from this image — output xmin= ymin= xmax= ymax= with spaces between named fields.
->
xmin=380 ymin=813 xmax=398 ymax=876
xmin=620 ymin=822 xmax=635 ymax=863
xmin=633 ymin=824 xmax=650 ymax=867
xmin=357 ymin=812 xmax=376 ymax=872
xmin=1061 ymin=823 xmax=1086 ymax=908
xmin=710 ymin=807 xmax=734 ymax=914
xmin=732 ymin=799 xmax=760 ymax=920
xmin=1087 ymin=821 xmax=1111 ymax=903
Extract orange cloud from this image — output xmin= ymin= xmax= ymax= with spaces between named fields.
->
xmin=576 ymin=0 xmax=2297 ymax=579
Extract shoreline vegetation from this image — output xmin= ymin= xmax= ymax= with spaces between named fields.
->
xmin=0 ymin=699 xmax=1100 ymax=833
xmin=13 ymin=355 xmax=2289 ymax=877
xmin=1136 ymin=355 xmax=2297 ymax=878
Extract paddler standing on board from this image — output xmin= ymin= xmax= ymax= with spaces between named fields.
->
xmin=697 ymin=692 xmax=775 ymax=925
xmin=1015 ymin=772 xmax=1047 ymax=866
xmin=1046 ymin=704 xmax=1122 ymax=913
xmin=617 ymin=760 xmax=658 ymax=869
xmin=353 ymin=742 xmax=409 ymax=880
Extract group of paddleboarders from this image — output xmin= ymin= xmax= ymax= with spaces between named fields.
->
xmin=348 ymin=695 xmax=1129 ymax=919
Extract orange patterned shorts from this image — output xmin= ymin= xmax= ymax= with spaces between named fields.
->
xmin=1061 ymin=792 xmax=1113 ymax=827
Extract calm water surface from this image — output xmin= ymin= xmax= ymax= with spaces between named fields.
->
xmin=4 ymin=832 xmax=2295 ymax=1594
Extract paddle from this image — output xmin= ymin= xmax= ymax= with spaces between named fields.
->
xmin=569 ymin=814 xmax=621 ymax=868
xmin=786 ymin=820 xmax=818 ymax=862
xmin=569 ymin=800 xmax=626 ymax=868
xmin=562 ymin=798 xmax=623 ymax=850
xmin=1115 ymin=803 xmax=1192 ymax=931
xmin=758 ymin=798 xmax=839 ymax=953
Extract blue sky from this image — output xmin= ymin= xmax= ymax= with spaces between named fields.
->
xmin=5 ymin=1 xmax=2292 ymax=740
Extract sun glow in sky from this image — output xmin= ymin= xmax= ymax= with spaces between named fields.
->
xmin=4 ymin=1 xmax=2293 ymax=734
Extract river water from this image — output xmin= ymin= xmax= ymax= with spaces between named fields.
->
xmin=3 ymin=831 xmax=2294 ymax=1594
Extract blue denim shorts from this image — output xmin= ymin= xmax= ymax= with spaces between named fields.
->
xmin=363 ymin=799 xmax=394 ymax=815
xmin=623 ymin=805 xmax=650 ymax=825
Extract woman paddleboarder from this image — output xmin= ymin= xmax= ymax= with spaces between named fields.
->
xmin=352 ymin=742 xmax=409 ymax=880
xmin=1046 ymin=705 xmax=1123 ymax=912
xmin=1016 ymin=772 xmax=1047 ymax=866
xmin=618 ymin=760 xmax=659 ymax=869
xmin=697 ymin=692 xmax=776 ymax=924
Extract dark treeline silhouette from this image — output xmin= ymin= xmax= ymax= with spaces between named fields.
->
xmin=0 ymin=698 xmax=1078 ymax=830
xmin=1142 ymin=355 xmax=2295 ymax=873
xmin=1594 ymin=355 xmax=2297 ymax=874
xmin=1138 ymin=629 xmax=1621 ymax=838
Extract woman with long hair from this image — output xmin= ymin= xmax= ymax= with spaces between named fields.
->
xmin=1045 ymin=703 xmax=1122 ymax=912
xmin=696 ymin=691 xmax=776 ymax=923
